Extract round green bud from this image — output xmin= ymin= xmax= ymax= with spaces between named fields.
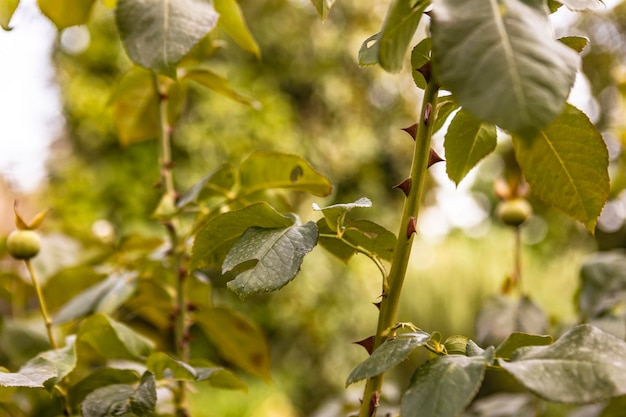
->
xmin=497 ymin=198 xmax=533 ymax=227
xmin=6 ymin=230 xmax=41 ymax=260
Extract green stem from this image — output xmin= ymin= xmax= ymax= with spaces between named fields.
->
xmin=358 ymin=80 xmax=440 ymax=417
xmin=154 ymin=75 xmax=189 ymax=417
xmin=25 ymin=259 xmax=56 ymax=349
xmin=512 ymin=226 xmax=522 ymax=293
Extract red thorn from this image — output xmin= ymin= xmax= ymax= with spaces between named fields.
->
xmin=393 ymin=178 xmax=411 ymax=197
xmin=423 ymin=103 xmax=433 ymax=125
xmin=354 ymin=335 xmax=376 ymax=355
xmin=417 ymin=61 xmax=431 ymax=83
xmin=407 ymin=216 xmax=417 ymax=239
xmin=373 ymin=301 xmax=382 ymax=310
xmin=402 ymin=124 xmax=417 ymax=140
xmin=428 ymin=149 xmax=444 ymax=167
xmin=369 ymin=391 xmax=380 ymax=416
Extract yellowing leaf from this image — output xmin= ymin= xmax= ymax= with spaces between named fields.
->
xmin=213 ymin=0 xmax=260 ymax=57
xmin=0 ymin=0 xmax=19 ymax=31
xmin=38 ymin=0 xmax=95 ymax=29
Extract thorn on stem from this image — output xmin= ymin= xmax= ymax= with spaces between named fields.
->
xmin=428 ymin=149 xmax=444 ymax=167
xmin=417 ymin=61 xmax=431 ymax=83
xmin=369 ymin=391 xmax=380 ymax=417
xmin=393 ymin=178 xmax=411 ymax=197
xmin=407 ymin=216 xmax=417 ymax=239
xmin=354 ymin=335 xmax=376 ymax=355
xmin=373 ymin=301 xmax=381 ymax=310
xmin=401 ymin=124 xmax=417 ymax=140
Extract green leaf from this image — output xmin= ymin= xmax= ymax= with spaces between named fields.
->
xmin=38 ymin=0 xmax=95 ymax=29
xmin=431 ymin=0 xmax=579 ymax=139
xmin=378 ymin=0 xmax=429 ymax=73
xmin=213 ymin=0 xmax=260 ymax=56
xmin=312 ymin=197 xmax=372 ymax=232
xmin=475 ymin=295 xmax=548 ymax=346
xmin=495 ymin=333 xmax=553 ymax=360
xmin=53 ymin=272 xmax=137 ymax=325
xmin=358 ymin=33 xmax=381 ymax=66
xmin=548 ymin=0 xmax=563 ymax=12
xmin=70 ymin=368 xmax=140 ymax=409
xmin=500 ymin=324 xmax=626 ymax=403
xmin=401 ymin=348 xmax=494 ymax=417
xmin=512 ymin=104 xmax=609 ymax=232
xmin=411 ymin=37 xmax=432 ymax=89
xmin=346 ymin=331 xmax=430 ymax=386
xmin=239 ymin=152 xmax=332 ymax=197
xmin=464 ymin=393 xmax=536 ymax=417
xmin=81 ymin=371 xmax=156 ymax=417
xmin=443 ymin=335 xmax=469 ymax=355
xmin=224 ymin=222 xmax=318 ymax=296
xmin=177 ymin=164 xmax=236 ymax=208
xmin=183 ymin=68 xmax=261 ymax=108
xmin=115 ymin=0 xmax=219 ymax=77
xmin=433 ymin=95 xmax=459 ymax=133
xmin=194 ymin=307 xmax=271 ymax=380
xmin=311 ymin=0 xmax=336 ymax=20
xmin=577 ymin=251 xmax=626 ymax=319
xmin=560 ymin=0 xmax=604 ymax=10
xmin=110 ymin=67 xmax=159 ymax=146
xmin=0 ymin=339 xmax=76 ymax=391
xmin=77 ymin=314 xmax=154 ymax=361
xmin=559 ymin=36 xmax=589 ymax=53
xmin=601 ymin=395 xmax=626 ymax=417
xmin=317 ymin=219 xmax=396 ymax=262
xmin=191 ymin=202 xmax=294 ymax=270
xmin=0 ymin=0 xmax=19 ymax=30
xmin=444 ymin=109 xmax=497 ymax=185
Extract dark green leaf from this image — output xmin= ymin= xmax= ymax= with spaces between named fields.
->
xmin=560 ymin=0 xmax=604 ymax=10
xmin=431 ymin=0 xmax=579 ymax=139
xmin=346 ymin=331 xmax=430 ymax=386
xmin=378 ymin=0 xmax=429 ymax=73
xmin=311 ymin=0 xmax=337 ymax=20
xmin=411 ymin=37 xmax=432 ymax=89
xmin=512 ymin=104 xmax=609 ymax=232
xmin=239 ymin=152 xmax=332 ymax=197
xmin=38 ymin=0 xmax=95 ymax=29
xmin=0 ymin=339 xmax=76 ymax=391
xmin=577 ymin=250 xmax=626 ymax=319
xmin=358 ymin=32 xmax=381 ymax=66
xmin=115 ymin=0 xmax=218 ymax=77
xmin=317 ymin=218 xmax=396 ymax=262
xmin=475 ymin=295 xmax=548 ymax=346
xmin=444 ymin=109 xmax=497 ymax=185
xmin=496 ymin=333 xmax=553 ymax=360
xmin=194 ymin=307 xmax=271 ymax=380
xmin=224 ymin=221 xmax=318 ymax=296
xmin=183 ymin=68 xmax=260 ymax=108
xmin=559 ymin=36 xmax=589 ymax=53
xmin=601 ymin=395 xmax=626 ymax=417
xmin=548 ymin=0 xmax=563 ymax=12
xmin=70 ymin=368 xmax=140 ymax=409
xmin=81 ymin=372 xmax=156 ymax=417
xmin=500 ymin=324 xmax=626 ymax=403
xmin=401 ymin=348 xmax=494 ymax=417
xmin=213 ymin=0 xmax=260 ymax=57
xmin=312 ymin=197 xmax=372 ymax=232
xmin=0 ymin=0 xmax=19 ymax=30
xmin=191 ymin=202 xmax=294 ymax=270
xmin=77 ymin=314 xmax=154 ymax=361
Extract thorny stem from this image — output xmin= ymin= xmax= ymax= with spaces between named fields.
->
xmin=154 ymin=75 xmax=190 ymax=417
xmin=358 ymin=79 xmax=440 ymax=417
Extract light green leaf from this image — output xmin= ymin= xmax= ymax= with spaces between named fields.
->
xmin=559 ymin=36 xmax=589 ymax=53
xmin=239 ymin=152 xmax=332 ymax=197
xmin=0 ymin=0 xmax=19 ymax=30
xmin=224 ymin=222 xmax=318 ymax=296
xmin=115 ymin=0 xmax=219 ymax=77
xmin=512 ymin=104 xmax=609 ymax=232
xmin=411 ymin=37 xmax=432 ymax=89
xmin=77 ymin=314 xmax=154 ymax=361
xmin=177 ymin=164 xmax=236 ymax=208
xmin=214 ymin=0 xmax=260 ymax=56
xmin=495 ymin=333 xmax=553 ymax=360
xmin=0 ymin=339 xmax=76 ymax=391
xmin=81 ymin=371 xmax=156 ymax=417
xmin=191 ymin=202 xmax=294 ymax=270
xmin=358 ymin=32 xmax=381 ymax=66
xmin=317 ymin=218 xmax=397 ymax=262
xmin=500 ymin=324 xmax=626 ymax=403
xmin=431 ymin=0 xmax=579 ymax=139
xmin=70 ymin=368 xmax=140 ymax=409
xmin=312 ymin=197 xmax=372 ymax=232
xmin=311 ymin=0 xmax=336 ymax=20
xmin=578 ymin=251 xmax=626 ymax=319
xmin=378 ymin=0 xmax=429 ymax=73
xmin=194 ymin=307 xmax=271 ymax=380
xmin=433 ymin=95 xmax=459 ymax=133
xmin=560 ymin=0 xmax=604 ymax=10
xmin=445 ymin=109 xmax=497 ymax=185
xmin=38 ymin=0 xmax=95 ymax=29
xmin=346 ymin=332 xmax=430 ymax=386
xmin=401 ymin=348 xmax=494 ymax=417
xmin=183 ymin=68 xmax=260 ymax=108
xmin=110 ymin=67 xmax=159 ymax=146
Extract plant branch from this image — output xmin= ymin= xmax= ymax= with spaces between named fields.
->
xmin=358 ymin=79 xmax=440 ymax=417
xmin=25 ymin=259 xmax=56 ymax=349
